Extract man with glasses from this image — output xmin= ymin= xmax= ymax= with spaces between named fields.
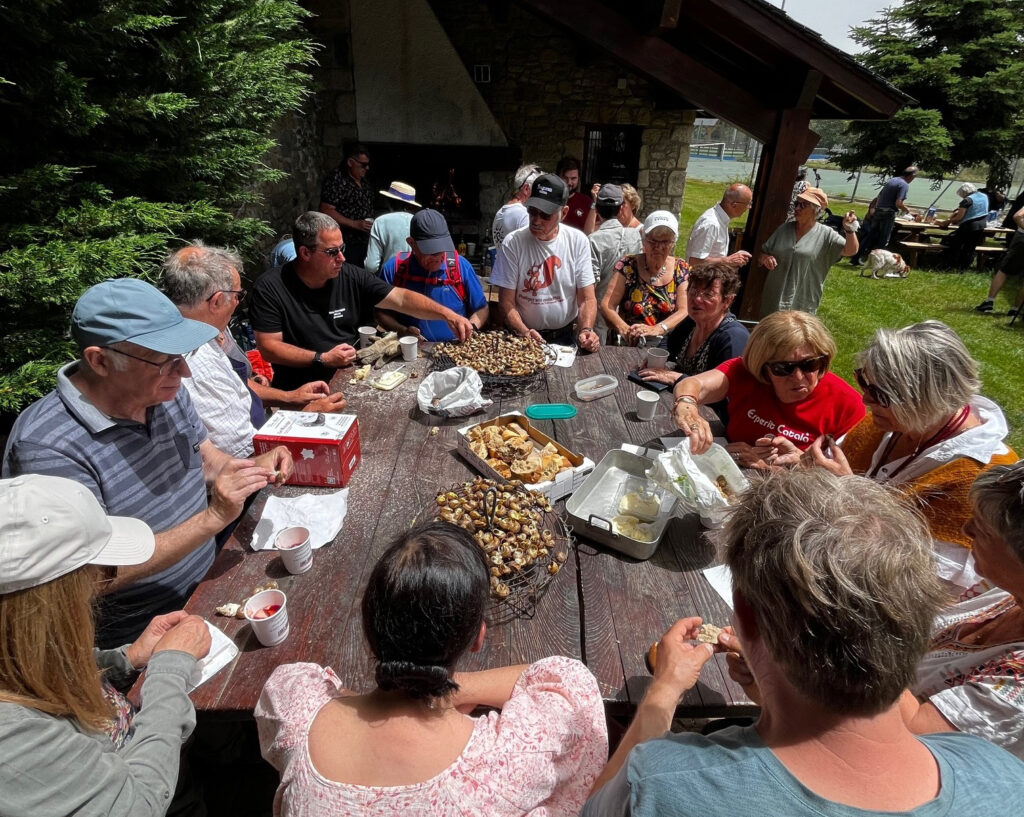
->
xmin=491 ymin=174 xmax=600 ymax=351
xmin=249 ymin=211 xmax=474 ymax=390
xmin=162 ymin=242 xmax=347 ymax=459
xmin=319 ymin=143 xmax=375 ymax=266
xmin=2 ymin=278 xmax=293 ymax=647
xmin=685 ymin=183 xmax=753 ymax=270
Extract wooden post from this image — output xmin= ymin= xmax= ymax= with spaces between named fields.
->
xmin=739 ymin=107 xmax=816 ymax=320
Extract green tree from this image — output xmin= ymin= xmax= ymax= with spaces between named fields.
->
xmin=0 ymin=0 xmax=316 ymax=416
xmin=841 ymin=0 xmax=1024 ymax=185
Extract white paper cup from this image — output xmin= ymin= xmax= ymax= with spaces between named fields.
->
xmin=244 ymin=589 xmax=289 ymax=647
xmin=399 ymin=335 xmax=419 ymax=361
xmin=636 ymin=390 xmax=661 ymax=421
xmin=646 ymin=347 xmax=669 ymax=369
xmin=275 ymin=526 xmax=312 ymax=575
xmin=358 ymin=326 xmax=377 ymax=348
xmin=465 ymin=242 xmax=476 ymax=256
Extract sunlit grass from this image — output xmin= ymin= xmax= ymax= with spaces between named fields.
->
xmin=678 ymin=178 xmax=1023 ymax=452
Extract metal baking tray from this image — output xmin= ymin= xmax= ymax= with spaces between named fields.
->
xmin=566 ymin=449 xmax=677 ymax=560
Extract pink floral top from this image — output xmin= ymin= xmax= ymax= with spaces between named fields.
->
xmin=255 ymin=656 xmax=608 ymax=817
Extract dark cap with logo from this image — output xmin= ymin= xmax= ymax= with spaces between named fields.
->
xmin=410 ymin=208 xmax=455 ymax=254
xmin=526 ymin=173 xmax=569 ymax=215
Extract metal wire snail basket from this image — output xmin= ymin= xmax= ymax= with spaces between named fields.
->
xmin=413 ymin=478 xmax=574 ymax=624
xmin=430 ymin=330 xmax=556 ymax=399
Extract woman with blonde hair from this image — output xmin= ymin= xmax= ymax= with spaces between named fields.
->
xmin=672 ymin=310 xmax=863 ymax=468
xmin=620 ymin=184 xmax=642 ymax=228
xmin=0 ymin=475 xmax=211 ymax=816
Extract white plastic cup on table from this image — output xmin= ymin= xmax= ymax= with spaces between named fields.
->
xmin=636 ymin=390 xmax=662 ymax=421
xmin=275 ymin=526 xmax=312 ymax=575
xmin=399 ymin=335 xmax=419 ymax=362
xmin=646 ymin=348 xmax=669 ymax=369
xmin=244 ymin=588 xmax=290 ymax=647
xmin=358 ymin=326 xmax=377 ymax=348
xmin=465 ymin=242 xmax=476 ymax=256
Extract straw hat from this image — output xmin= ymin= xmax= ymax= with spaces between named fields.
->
xmin=379 ymin=181 xmax=421 ymax=207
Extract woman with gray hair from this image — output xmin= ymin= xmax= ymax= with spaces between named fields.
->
xmin=939 ymin=181 xmax=991 ymax=269
xmin=583 ymin=468 xmax=1024 ymax=816
xmin=793 ymin=320 xmax=1016 ymax=593
xmin=907 ymin=461 xmax=1024 ymax=759
xmin=756 ymin=187 xmax=858 ymax=317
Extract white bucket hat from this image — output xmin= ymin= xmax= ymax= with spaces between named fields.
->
xmin=0 ymin=475 xmax=155 ymax=594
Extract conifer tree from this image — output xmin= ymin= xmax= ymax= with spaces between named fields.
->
xmin=0 ymin=0 xmax=316 ymax=415
xmin=841 ymin=0 xmax=1024 ymax=184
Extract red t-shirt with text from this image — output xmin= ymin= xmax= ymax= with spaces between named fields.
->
xmin=717 ymin=356 xmax=865 ymax=449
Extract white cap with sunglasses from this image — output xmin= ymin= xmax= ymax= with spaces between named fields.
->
xmin=0 ymin=475 xmax=155 ymax=595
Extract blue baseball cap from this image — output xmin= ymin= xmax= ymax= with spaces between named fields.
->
xmin=71 ymin=278 xmax=218 ymax=354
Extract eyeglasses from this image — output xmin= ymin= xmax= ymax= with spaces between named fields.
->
xmin=643 ymin=237 xmax=675 ymax=248
xmin=316 ymin=245 xmax=346 ymax=258
xmin=793 ymin=200 xmax=812 ymax=210
xmin=854 ymin=368 xmax=894 ymax=407
xmin=351 ymin=159 xmax=370 ymax=169
xmin=764 ymin=355 xmax=827 ymax=377
xmin=105 ymin=347 xmax=188 ymax=376
xmin=206 ymin=289 xmax=246 ymax=302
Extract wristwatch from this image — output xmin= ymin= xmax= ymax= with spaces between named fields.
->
xmin=312 ymin=351 xmax=322 ymax=366
xmin=659 ymin=322 xmax=669 ymax=334
xmin=578 ymin=326 xmax=594 ymax=335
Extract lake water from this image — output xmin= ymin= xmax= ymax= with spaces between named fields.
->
xmin=686 ymin=157 xmax=970 ymax=212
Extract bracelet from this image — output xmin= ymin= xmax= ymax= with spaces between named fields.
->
xmin=312 ymin=351 xmax=322 ymax=366
xmin=674 ymin=394 xmax=698 ymax=406
xmin=577 ymin=326 xmax=594 ymax=334
xmin=659 ymin=322 xmax=669 ymax=334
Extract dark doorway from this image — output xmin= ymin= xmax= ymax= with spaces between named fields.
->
xmin=584 ymin=125 xmax=642 ymax=185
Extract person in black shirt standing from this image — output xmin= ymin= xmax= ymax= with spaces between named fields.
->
xmin=249 ymin=212 xmax=473 ymax=390
xmin=319 ymin=144 xmax=375 ymax=266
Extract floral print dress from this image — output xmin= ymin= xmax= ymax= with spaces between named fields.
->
xmin=614 ymin=255 xmax=689 ymax=327
xmin=255 ymin=656 xmax=608 ymax=817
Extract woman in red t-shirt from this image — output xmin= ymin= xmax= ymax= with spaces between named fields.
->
xmin=671 ymin=310 xmax=864 ymax=468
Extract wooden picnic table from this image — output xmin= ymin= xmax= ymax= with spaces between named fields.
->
xmin=893 ymin=219 xmax=1012 ymax=268
xmin=183 ymin=345 xmax=756 ymax=721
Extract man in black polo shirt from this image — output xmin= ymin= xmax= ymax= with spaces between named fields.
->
xmin=249 ymin=211 xmax=473 ymax=390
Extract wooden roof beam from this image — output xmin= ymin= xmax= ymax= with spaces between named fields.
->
xmin=649 ymin=0 xmax=682 ymax=35
xmin=515 ymin=0 xmax=776 ymax=142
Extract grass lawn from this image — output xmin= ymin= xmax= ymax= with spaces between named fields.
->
xmin=676 ymin=178 xmax=1024 ymax=453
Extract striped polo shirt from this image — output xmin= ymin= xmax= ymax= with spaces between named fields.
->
xmin=2 ymin=363 xmax=214 ymax=648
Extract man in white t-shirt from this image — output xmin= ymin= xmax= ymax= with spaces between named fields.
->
xmin=491 ymin=174 xmax=600 ymax=351
xmin=685 ymin=183 xmax=753 ymax=269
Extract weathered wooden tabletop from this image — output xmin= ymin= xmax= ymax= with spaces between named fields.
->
xmin=184 ymin=345 xmax=757 ymax=719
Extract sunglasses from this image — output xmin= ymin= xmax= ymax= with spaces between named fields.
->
xmin=351 ymin=159 xmax=370 ymax=169
xmin=315 ymin=245 xmax=346 ymax=258
xmin=764 ymin=355 xmax=827 ymax=377
xmin=793 ymin=200 xmax=812 ymax=210
xmin=854 ymin=368 xmax=893 ymax=407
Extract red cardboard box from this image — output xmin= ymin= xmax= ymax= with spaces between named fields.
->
xmin=253 ymin=411 xmax=360 ymax=487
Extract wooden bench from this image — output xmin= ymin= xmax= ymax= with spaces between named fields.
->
xmin=975 ymin=244 xmax=1007 ymax=271
xmin=898 ymin=240 xmax=1007 ymax=271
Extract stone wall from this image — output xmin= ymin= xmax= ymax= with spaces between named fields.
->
xmin=427 ymin=0 xmax=696 ymax=217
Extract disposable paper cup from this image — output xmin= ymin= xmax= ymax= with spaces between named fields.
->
xmin=636 ymin=390 xmax=661 ymax=421
xmin=244 ymin=589 xmax=289 ymax=647
xmin=358 ymin=326 xmax=377 ymax=348
xmin=465 ymin=242 xmax=477 ymax=256
xmin=399 ymin=335 xmax=419 ymax=362
xmin=275 ymin=526 xmax=312 ymax=575
xmin=646 ymin=348 xmax=669 ymax=370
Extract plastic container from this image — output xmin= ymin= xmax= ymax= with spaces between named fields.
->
xmin=525 ymin=403 xmax=577 ymax=420
xmin=574 ymin=374 xmax=618 ymax=402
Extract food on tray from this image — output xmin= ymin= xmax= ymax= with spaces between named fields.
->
xmin=619 ymin=490 xmax=660 ymax=521
xmin=466 ymin=421 xmax=574 ymax=484
xmin=612 ymin=514 xmax=656 ymax=542
xmin=697 ymin=623 xmax=724 ymax=644
xmin=433 ymin=331 xmax=549 ymax=377
xmin=434 ymin=477 xmax=562 ymax=599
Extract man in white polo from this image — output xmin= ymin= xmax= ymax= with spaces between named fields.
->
xmin=491 ymin=173 xmax=600 ymax=351
xmin=686 ymin=183 xmax=753 ymax=269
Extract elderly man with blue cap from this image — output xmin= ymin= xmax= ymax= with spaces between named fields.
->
xmin=2 ymin=278 xmax=293 ymax=648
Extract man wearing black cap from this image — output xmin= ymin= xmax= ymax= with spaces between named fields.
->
xmin=491 ymin=174 xmax=600 ymax=351
xmin=377 ymin=209 xmax=489 ymax=340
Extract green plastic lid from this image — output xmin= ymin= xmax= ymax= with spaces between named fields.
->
xmin=525 ymin=403 xmax=578 ymax=420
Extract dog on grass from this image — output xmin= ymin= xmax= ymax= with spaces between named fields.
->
xmin=862 ymin=249 xmax=910 ymax=279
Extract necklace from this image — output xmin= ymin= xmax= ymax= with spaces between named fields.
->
xmin=868 ymin=405 xmax=972 ymax=482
